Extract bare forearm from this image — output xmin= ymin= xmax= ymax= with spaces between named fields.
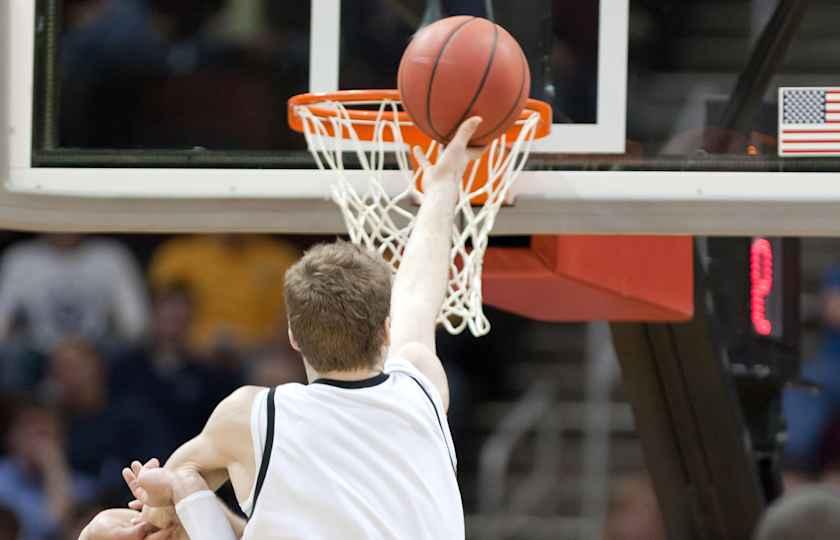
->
xmin=163 ymin=437 xmax=229 ymax=492
xmin=391 ymin=180 xmax=459 ymax=348
xmin=390 ymin=117 xmax=482 ymax=353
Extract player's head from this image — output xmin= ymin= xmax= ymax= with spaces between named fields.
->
xmin=4 ymin=397 xmax=63 ymax=472
xmin=48 ymin=338 xmax=106 ymax=412
xmin=284 ymin=241 xmax=392 ymax=373
xmin=754 ymin=487 xmax=840 ymax=540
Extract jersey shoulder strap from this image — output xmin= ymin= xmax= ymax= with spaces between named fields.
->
xmin=250 ymin=386 xmax=276 ymax=516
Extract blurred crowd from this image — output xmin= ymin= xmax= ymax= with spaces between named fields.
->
xmin=20 ymin=1 xmax=840 ymax=539
xmin=0 ymin=233 xmax=306 ymax=540
xmin=24 ymin=1 xmax=605 ymax=537
xmin=0 ymin=233 xmax=665 ymax=540
xmin=57 ymin=0 xmax=600 ymax=153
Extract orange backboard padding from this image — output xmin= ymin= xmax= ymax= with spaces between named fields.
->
xmin=482 ymin=236 xmax=693 ymax=321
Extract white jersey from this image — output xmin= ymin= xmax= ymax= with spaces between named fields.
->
xmin=238 ymin=358 xmax=465 ymax=540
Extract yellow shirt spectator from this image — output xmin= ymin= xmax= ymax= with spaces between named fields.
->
xmin=149 ymin=235 xmax=300 ymax=353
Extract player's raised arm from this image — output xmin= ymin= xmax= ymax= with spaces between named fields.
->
xmin=389 ymin=117 xmax=483 ymax=410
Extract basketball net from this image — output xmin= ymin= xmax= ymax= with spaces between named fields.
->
xmin=294 ymin=99 xmax=541 ymax=336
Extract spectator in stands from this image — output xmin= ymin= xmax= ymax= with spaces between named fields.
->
xmin=602 ymin=473 xmax=666 ymax=540
xmin=110 ymin=284 xmax=243 ymax=449
xmin=340 ymin=1 xmax=420 ymax=90
xmin=754 ymin=486 xmax=840 ymax=540
xmin=148 ymin=235 xmax=299 ymax=359
xmin=0 ymin=234 xmax=148 ymax=354
xmin=0 ymin=506 xmax=19 ymax=540
xmin=0 ymin=398 xmax=96 ymax=540
xmin=784 ymin=266 xmax=840 ymax=474
xmin=60 ymin=0 xmax=227 ymax=147
xmin=42 ymin=339 xmax=172 ymax=497
xmin=549 ymin=0 xmax=599 ymax=123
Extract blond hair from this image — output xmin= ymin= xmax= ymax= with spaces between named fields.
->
xmin=284 ymin=242 xmax=392 ymax=372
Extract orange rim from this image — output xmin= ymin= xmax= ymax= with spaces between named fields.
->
xmin=288 ymin=89 xmax=552 ymax=145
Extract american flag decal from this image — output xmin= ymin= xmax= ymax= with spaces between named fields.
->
xmin=779 ymin=87 xmax=840 ymax=157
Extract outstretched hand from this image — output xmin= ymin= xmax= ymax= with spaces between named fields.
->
xmin=123 ymin=459 xmax=175 ymax=509
xmin=122 ymin=459 xmax=177 ymax=532
xmin=413 ymin=117 xmax=484 ymax=185
xmin=79 ymin=509 xmax=156 ymax=540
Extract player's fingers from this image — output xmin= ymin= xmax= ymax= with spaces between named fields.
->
xmin=412 ymin=146 xmax=432 ymax=170
xmin=123 ymin=467 xmax=137 ymax=485
xmin=144 ymin=458 xmax=160 ymax=470
xmin=124 ymin=471 xmax=149 ymax=503
xmin=449 ymin=117 xmax=482 ymax=149
xmin=132 ymin=461 xmax=144 ymax=475
xmin=128 ymin=499 xmax=144 ymax=511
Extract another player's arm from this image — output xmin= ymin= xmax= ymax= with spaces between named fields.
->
xmin=389 ymin=117 xmax=483 ymax=412
xmin=133 ymin=386 xmax=260 ymax=532
xmin=163 ymin=386 xmax=259 ymax=493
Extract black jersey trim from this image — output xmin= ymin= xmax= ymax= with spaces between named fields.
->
xmin=250 ymin=386 xmax=276 ymax=517
xmin=312 ymin=372 xmax=390 ymax=389
xmin=406 ymin=375 xmax=457 ymax=474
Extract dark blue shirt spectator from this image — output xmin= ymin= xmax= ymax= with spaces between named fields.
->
xmin=784 ymin=266 xmax=840 ymax=472
xmin=110 ymin=285 xmax=242 ymax=452
xmin=42 ymin=339 xmax=174 ymax=497
xmin=0 ymin=400 xmax=96 ymax=540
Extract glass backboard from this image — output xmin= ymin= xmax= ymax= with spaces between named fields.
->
xmin=3 ymin=0 xmax=840 ymax=234
xmin=39 ymin=0 xmax=624 ymax=161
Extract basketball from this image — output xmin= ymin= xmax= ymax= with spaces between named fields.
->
xmin=398 ymin=16 xmax=531 ymax=147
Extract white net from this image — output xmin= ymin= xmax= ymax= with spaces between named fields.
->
xmin=294 ymin=98 xmax=541 ymax=336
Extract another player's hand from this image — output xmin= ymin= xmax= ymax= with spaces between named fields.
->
xmin=123 ymin=459 xmax=176 ymax=530
xmin=123 ymin=459 xmax=176 ymax=508
xmin=413 ymin=117 xmax=484 ymax=185
xmin=79 ymin=509 xmax=156 ymax=540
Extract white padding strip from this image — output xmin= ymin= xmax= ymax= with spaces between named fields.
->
xmin=175 ymin=491 xmax=237 ymax=540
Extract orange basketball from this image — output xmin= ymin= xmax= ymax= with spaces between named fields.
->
xmin=398 ymin=16 xmax=531 ymax=147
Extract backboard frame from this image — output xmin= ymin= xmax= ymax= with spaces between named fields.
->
xmin=307 ymin=0 xmax=629 ymax=154
xmin=3 ymin=0 xmax=840 ymax=235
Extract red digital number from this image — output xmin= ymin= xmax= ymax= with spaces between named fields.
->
xmin=750 ymin=238 xmax=773 ymax=336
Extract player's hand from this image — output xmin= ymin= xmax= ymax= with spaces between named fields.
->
xmin=123 ymin=459 xmax=175 ymax=508
xmin=413 ymin=117 xmax=484 ymax=185
xmin=123 ymin=459 xmax=176 ymax=530
xmin=125 ymin=501 xmax=183 ymax=540
xmin=79 ymin=509 xmax=156 ymax=540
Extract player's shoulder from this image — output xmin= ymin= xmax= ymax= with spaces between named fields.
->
xmin=386 ymin=342 xmax=450 ymax=413
xmin=227 ymin=382 xmax=311 ymax=408
xmin=212 ymin=385 xmax=267 ymax=421
xmin=203 ymin=386 xmax=268 ymax=446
